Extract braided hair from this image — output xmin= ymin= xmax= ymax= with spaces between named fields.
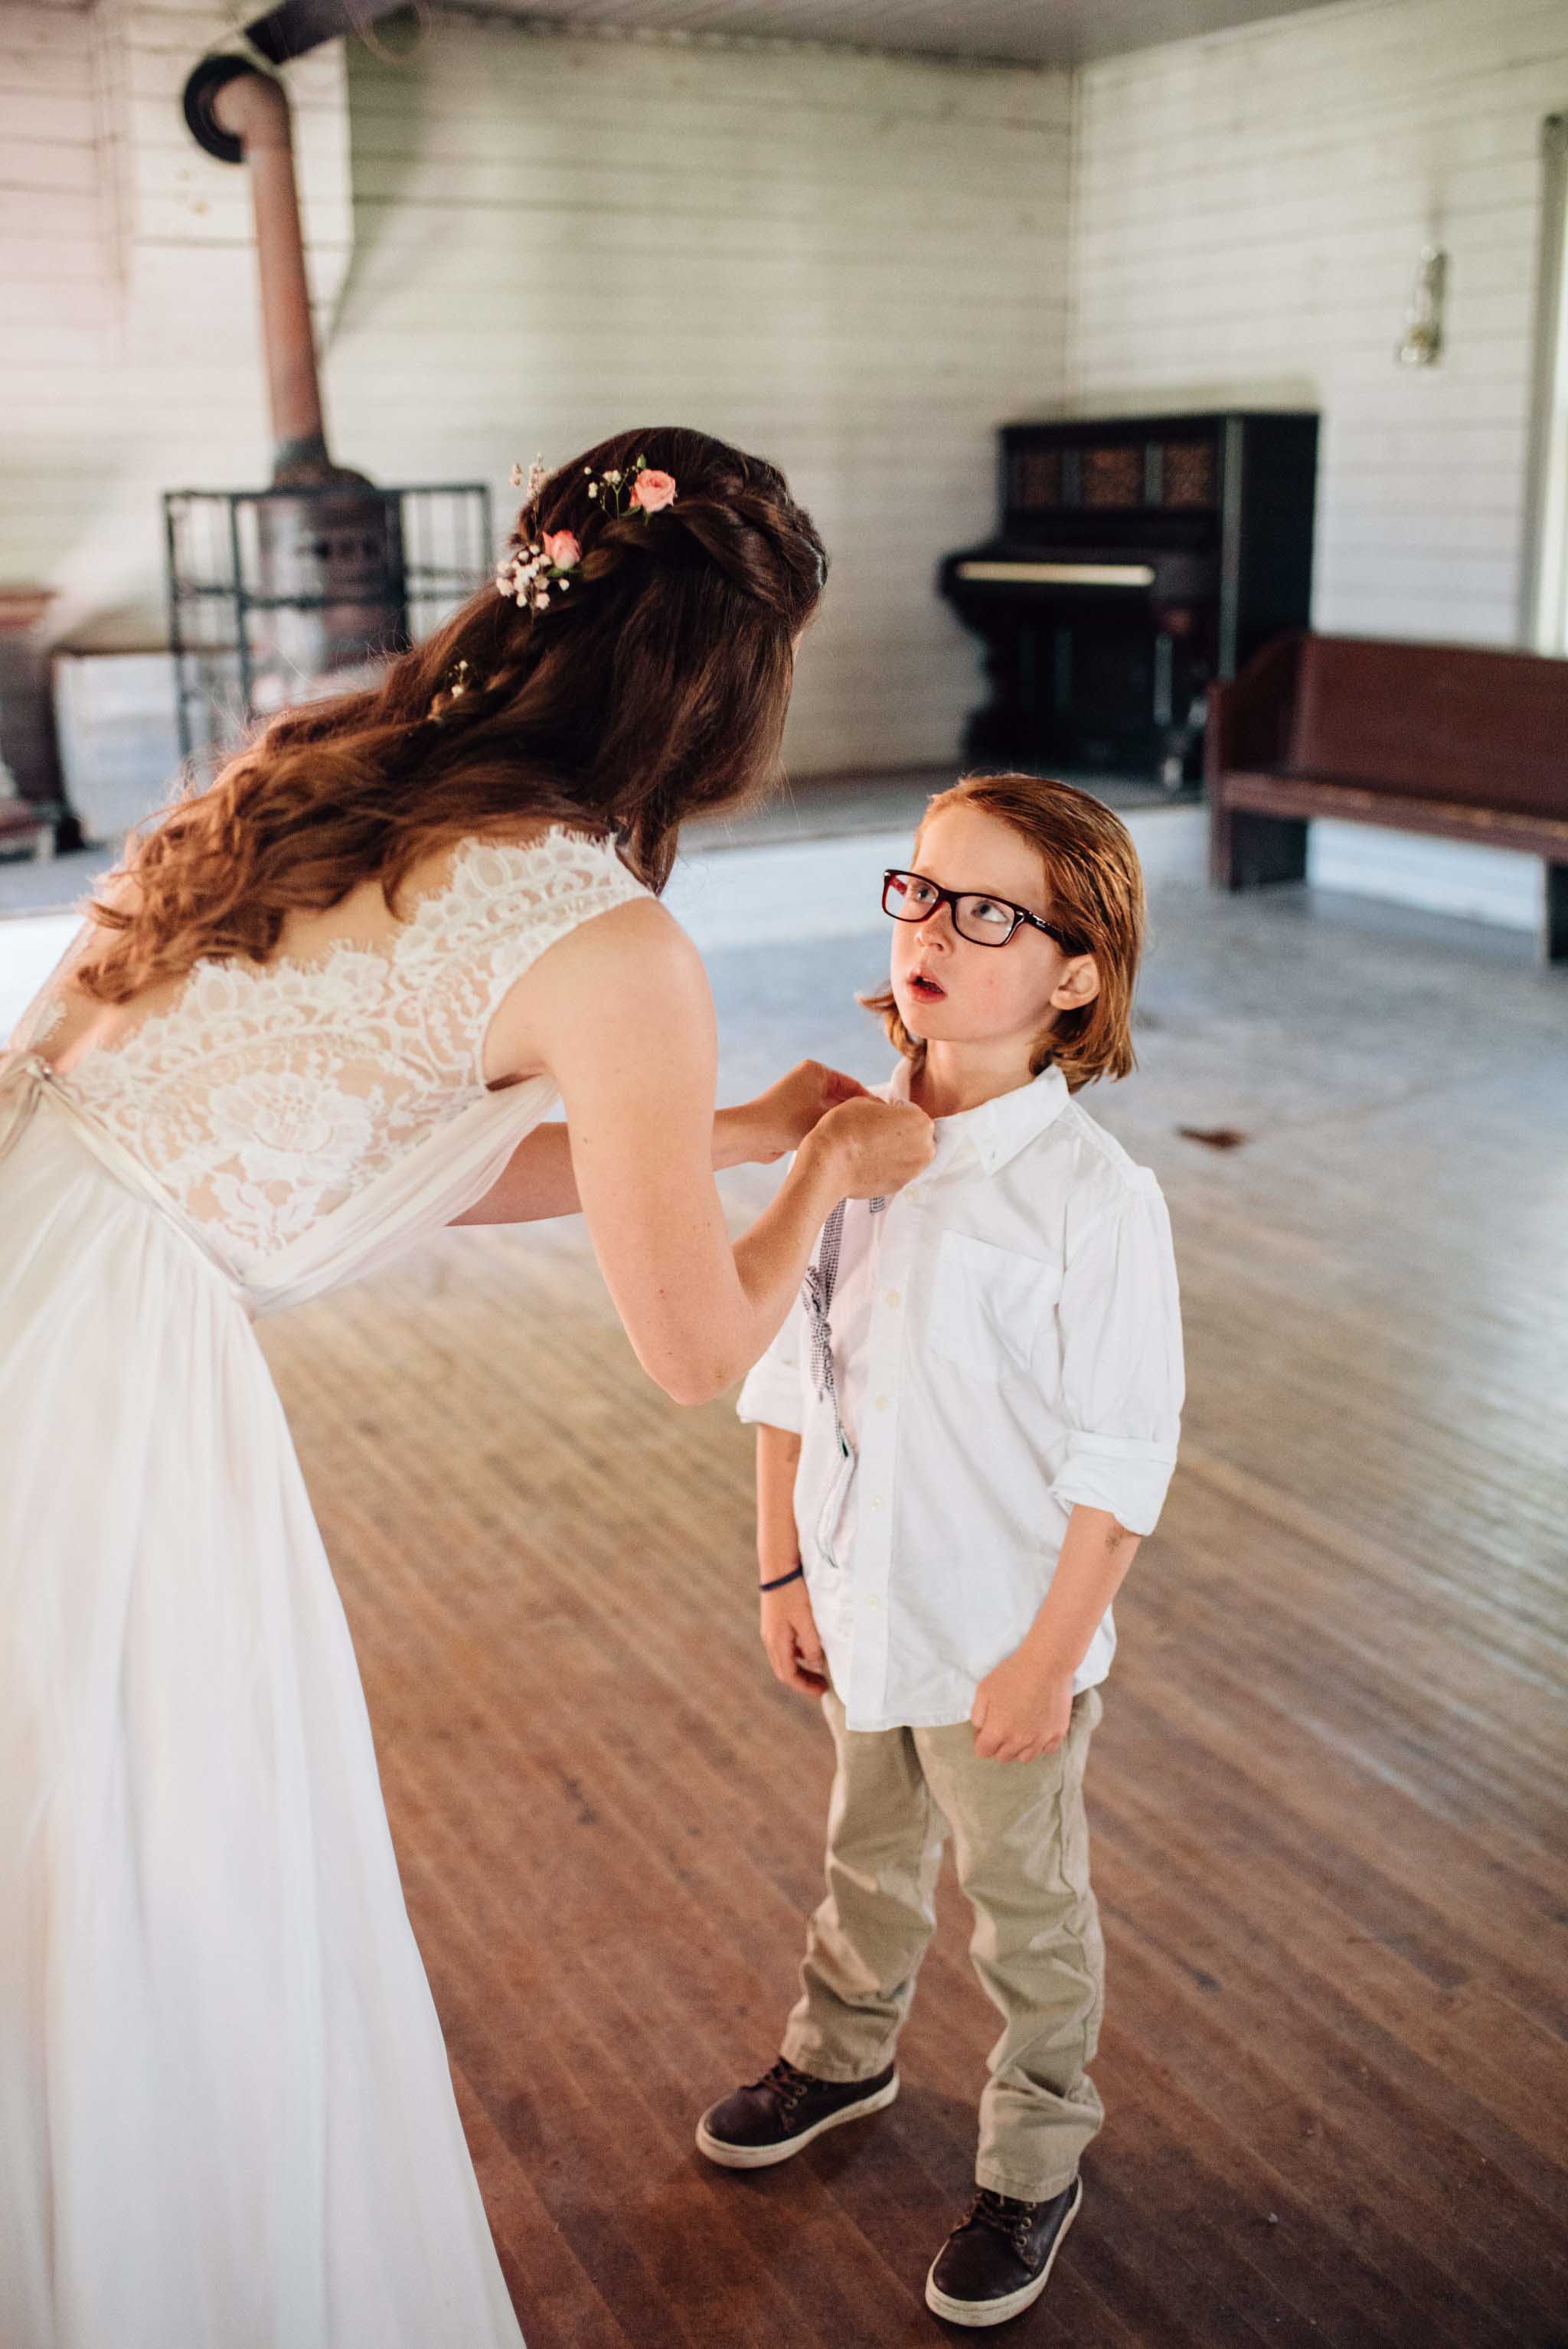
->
xmin=77 ymin=426 xmax=828 ymax=1002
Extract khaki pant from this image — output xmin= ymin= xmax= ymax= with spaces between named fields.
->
xmin=780 ymin=1684 xmax=1105 ymax=2201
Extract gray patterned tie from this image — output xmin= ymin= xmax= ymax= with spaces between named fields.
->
xmin=802 ymin=1195 xmax=886 ymax=1459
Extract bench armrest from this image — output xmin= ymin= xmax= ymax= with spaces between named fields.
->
xmin=1206 ymin=632 xmax=1305 ymax=789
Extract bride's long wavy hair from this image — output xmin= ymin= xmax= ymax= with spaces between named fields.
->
xmin=77 ymin=426 xmax=828 ymax=1003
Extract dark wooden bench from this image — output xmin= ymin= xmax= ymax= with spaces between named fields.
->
xmin=1207 ymin=632 xmax=1568 ymax=961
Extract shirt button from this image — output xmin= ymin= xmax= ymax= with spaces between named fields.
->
xmin=870 ymin=1495 xmax=884 ymax=1512
xmin=865 ymin=1595 xmax=881 ymax=1610
xmin=884 ymin=1289 xmax=901 ymax=1308
xmin=874 ymin=1394 xmax=889 ymax=1411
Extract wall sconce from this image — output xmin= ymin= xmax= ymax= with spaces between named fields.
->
xmin=1396 ymin=245 xmax=1448 ymax=367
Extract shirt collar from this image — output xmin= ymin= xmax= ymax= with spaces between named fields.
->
xmin=885 ymin=1057 xmax=1070 ymax=1176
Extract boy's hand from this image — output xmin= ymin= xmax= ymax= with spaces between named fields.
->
xmin=743 ymin=1061 xmax=871 ymax=1163
xmin=971 ymin=1645 xmax=1075 ymax=1763
xmin=760 ymin=1575 xmax=829 ymax=1698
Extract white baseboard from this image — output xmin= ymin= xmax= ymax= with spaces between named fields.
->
xmin=1307 ymin=822 xmax=1540 ymax=933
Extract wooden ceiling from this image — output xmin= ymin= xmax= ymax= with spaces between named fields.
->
xmin=445 ymin=0 xmax=1344 ymax=68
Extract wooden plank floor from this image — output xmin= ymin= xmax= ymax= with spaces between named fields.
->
xmin=260 ymin=839 xmax=1568 ymax=2348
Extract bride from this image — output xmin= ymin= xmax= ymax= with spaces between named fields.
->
xmin=0 ymin=426 xmax=933 ymax=2348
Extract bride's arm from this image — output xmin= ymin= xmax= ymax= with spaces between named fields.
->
xmin=476 ymin=896 xmax=931 ymax=1405
xmin=451 ymin=1063 xmax=867 ymax=1227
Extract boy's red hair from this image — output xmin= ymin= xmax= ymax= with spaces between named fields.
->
xmin=862 ymin=773 xmax=1145 ymax=1091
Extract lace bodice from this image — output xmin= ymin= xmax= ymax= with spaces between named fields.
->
xmin=22 ymin=829 xmax=648 ymax=1279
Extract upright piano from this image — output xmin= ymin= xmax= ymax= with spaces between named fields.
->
xmin=939 ymin=410 xmax=1318 ymax=787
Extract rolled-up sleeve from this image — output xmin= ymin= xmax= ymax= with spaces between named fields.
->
xmin=736 ymin=1287 xmax=808 ymax=1435
xmin=1049 ymin=1171 xmax=1184 ymax=1536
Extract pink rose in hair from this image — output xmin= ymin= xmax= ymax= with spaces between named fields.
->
xmin=542 ymin=529 xmax=580 ymax=570
xmin=629 ymin=469 xmax=677 ymax=515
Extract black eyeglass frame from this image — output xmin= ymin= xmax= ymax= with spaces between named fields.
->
xmin=881 ymin=869 xmax=1078 ymax=953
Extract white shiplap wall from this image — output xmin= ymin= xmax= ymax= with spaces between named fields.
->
xmin=327 ymin=24 xmax=1071 ymax=772
xmin=1069 ymin=0 xmax=1568 ymax=930
xmin=3 ymin=0 xmax=349 ymax=644
xmin=6 ymin=0 xmax=1563 ymax=817
xmin=0 ymin=10 xmax=1071 ymax=776
xmin=1069 ymin=0 xmax=1568 ymax=650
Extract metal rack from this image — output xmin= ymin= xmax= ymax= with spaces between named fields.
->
xmin=164 ymin=481 xmax=492 ymax=765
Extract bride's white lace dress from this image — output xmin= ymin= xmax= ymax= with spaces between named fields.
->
xmin=0 ymin=828 xmax=648 ymax=2349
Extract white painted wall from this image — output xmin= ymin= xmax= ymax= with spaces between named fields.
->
xmin=5 ymin=0 xmax=1565 ymax=853
xmin=1068 ymin=0 xmax=1568 ymax=650
xmin=1 ymin=1 xmax=351 ymax=647
xmin=1067 ymin=0 xmax=1568 ymax=931
xmin=1 ymin=8 xmax=1072 ymax=776
xmin=326 ymin=25 xmax=1073 ymax=773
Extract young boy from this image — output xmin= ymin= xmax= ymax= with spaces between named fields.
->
xmin=695 ymin=775 xmax=1184 ymax=2328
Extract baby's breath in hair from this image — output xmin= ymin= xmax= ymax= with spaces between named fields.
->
xmin=495 ymin=530 xmax=579 ymax=614
xmin=498 ymin=450 xmax=678 ymax=614
xmin=583 ymin=452 xmax=678 ymax=519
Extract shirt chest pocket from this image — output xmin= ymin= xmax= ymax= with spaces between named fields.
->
xmin=925 ymin=1231 xmax=1060 ymax=1380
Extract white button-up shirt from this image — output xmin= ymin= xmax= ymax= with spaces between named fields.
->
xmin=737 ymin=1060 xmax=1184 ymax=1732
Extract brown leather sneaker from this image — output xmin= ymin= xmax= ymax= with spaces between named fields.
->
xmin=695 ymin=2055 xmax=898 ymax=2170
xmin=924 ymin=2178 xmax=1083 ymax=2327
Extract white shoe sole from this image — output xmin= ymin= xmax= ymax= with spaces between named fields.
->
xmin=923 ymin=2175 xmax=1083 ymax=2328
xmin=694 ymin=2074 xmax=900 ymax=2170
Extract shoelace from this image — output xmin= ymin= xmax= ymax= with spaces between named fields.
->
xmin=963 ymin=2189 xmax=1039 ymax=2257
xmin=750 ymin=2057 xmax=811 ymax=2113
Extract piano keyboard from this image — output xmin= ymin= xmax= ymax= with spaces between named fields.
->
xmin=954 ymin=559 xmax=1157 ymax=589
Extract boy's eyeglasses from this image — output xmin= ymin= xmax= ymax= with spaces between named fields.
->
xmin=881 ymin=869 xmax=1077 ymax=952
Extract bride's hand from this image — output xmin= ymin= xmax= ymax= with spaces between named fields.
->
xmin=737 ymin=1060 xmax=872 ymax=1164
xmin=808 ymin=1096 xmax=934 ymax=1201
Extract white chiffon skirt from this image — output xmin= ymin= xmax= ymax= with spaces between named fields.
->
xmin=0 ymin=1116 xmax=524 ymax=2349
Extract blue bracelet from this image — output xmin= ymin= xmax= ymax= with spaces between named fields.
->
xmin=759 ymin=1565 xmax=805 ymax=1593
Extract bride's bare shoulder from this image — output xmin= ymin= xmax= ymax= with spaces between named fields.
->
xmin=482 ymin=890 xmax=706 ymax=1086
xmin=524 ymin=887 xmax=700 ymax=1005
